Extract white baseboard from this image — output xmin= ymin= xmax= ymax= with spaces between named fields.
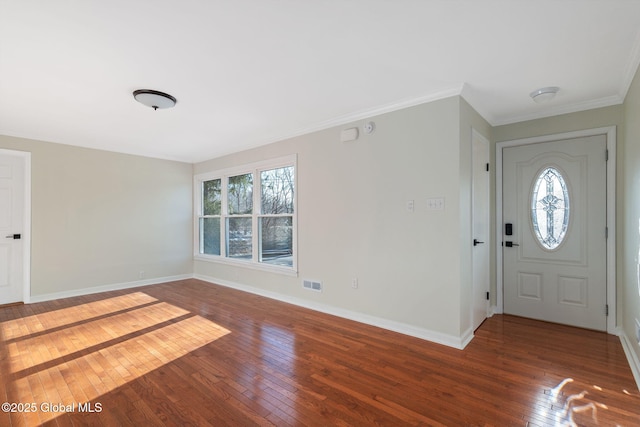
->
xmin=619 ymin=330 xmax=640 ymax=391
xmin=459 ymin=327 xmax=474 ymax=349
xmin=27 ymin=274 xmax=193 ymax=304
xmin=194 ymin=274 xmax=471 ymax=350
xmin=490 ymin=305 xmax=501 ymax=316
xmin=25 ymin=273 xmax=476 ymax=350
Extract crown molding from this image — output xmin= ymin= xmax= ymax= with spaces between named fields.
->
xmin=223 ymin=84 xmax=465 ymax=157
xmin=459 ymin=83 xmax=496 ymax=125
xmin=620 ymin=28 xmax=640 ymax=103
xmin=302 ymin=84 xmax=465 ymax=133
xmin=490 ymin=94 xmax=625 ymax=127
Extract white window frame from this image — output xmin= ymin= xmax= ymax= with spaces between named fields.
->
xmin=194 ymin=154 xmax=297 ymax=275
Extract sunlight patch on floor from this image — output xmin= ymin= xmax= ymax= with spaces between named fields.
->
xmin=1 ymin=293 xmax=230 ymax=425
xmin=0 ymin=292 xmax=158 ymax=340
xmin=536 ymin=377 xmax=630 ymax=426
xmin=7 ymin=301 xmax=191 ymax=373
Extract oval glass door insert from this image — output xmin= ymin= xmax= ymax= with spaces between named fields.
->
xmin=531 ymin=167 xmax=570 ymax=249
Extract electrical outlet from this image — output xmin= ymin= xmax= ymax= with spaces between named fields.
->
xmin=351 ymin=277 xmax=358 ymax=289
xmin=139 ymin=271 xmax=145 ymax=279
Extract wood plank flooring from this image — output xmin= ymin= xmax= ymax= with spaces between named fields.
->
xmin=0 ymin=278 xmax=638 ymax=426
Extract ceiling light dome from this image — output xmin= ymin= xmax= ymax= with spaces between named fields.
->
xmin=530 ymin=87 xmax=559 ymax=103
xmin=133 ymin=89 xmax=177 ymax=110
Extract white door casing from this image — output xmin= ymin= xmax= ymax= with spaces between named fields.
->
xmin=497 ymin=127 xmax=616 ymax=333
xmin=492 ymin=126 xmax=618 ymax=334
xmin=472 ymin=130 xmax=490 ymax=330
xmin=0 ymin=150 xmax=30 ymax=305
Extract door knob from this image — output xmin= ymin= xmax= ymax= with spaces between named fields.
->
xmin=505 ymin=241 xmax=519 ymax=247
xmin=473 ymin=239 xmax=484 ymax=246
xmin=5 ymin=234 xmax=21 ymax=239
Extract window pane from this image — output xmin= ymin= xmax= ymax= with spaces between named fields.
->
xmin=200 ymin=217 xmax=220 ymax=255
xmin=203 ymin=179 xmax=221 ymax=215
xmin=531 ymin=167 xmax=570 ymax=250
xmin=228 ymin=173 xmax=253 ymax=215
xmin=260 ymin=217 xmax=293 ymax=266
xmin=226 ymin=217 xmax=252 ymax=259
xmin=261 ymin=166 xmax=294 ymax=214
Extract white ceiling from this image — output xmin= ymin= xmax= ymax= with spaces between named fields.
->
xmin=2 ymin=1 xmax=640 ymax=163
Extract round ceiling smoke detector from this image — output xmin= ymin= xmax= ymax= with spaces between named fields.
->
xmin=530 ymin=86 xmax=559 ymax=104
xmin=133 ymin=89 xmax=177 ymax=110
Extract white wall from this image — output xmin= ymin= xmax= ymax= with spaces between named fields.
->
xmin=0 ymin=135 xmax=193 ymax=298
xmin=194 ymin=97 xmax=475 ymax=346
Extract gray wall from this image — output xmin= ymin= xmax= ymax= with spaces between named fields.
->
xmin=0 ymin=135 xmax=193 ymax=298
xmin=194 ymin=97 xmax=479 ymax=345
xmin=622 ymin=64 xmax=640 ymax=371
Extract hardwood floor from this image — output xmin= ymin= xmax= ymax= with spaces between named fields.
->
xmin=0 ymin=279 xmax=638 ymax=426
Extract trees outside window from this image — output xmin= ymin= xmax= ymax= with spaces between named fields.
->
xmin=259 ymin=166 xmax=294 ymax=266
xmin=195 ymin=156 xmax=296 ymax=271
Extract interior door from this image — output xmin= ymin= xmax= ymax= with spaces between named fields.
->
xmin=502 ymin=135 xmax=607 ymax=331
xmin=472 ymin=132 xmax=490 ymax=330
xmin=0 ymin=153 xmax=25 ymax=305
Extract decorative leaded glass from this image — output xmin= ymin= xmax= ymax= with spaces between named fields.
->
xmin=531 ymin=167 xmax=570 ymax=250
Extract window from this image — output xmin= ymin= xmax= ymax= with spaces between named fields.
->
xmin=227 ymin=173 xmax=253 ymax=259
xmin=531 ymin=166 xmax=570 ymax=250
xmin=195 ymin=156 xmax=296 ymax=272
xmin=200 ymin=178 xmax=221 ymax=255
xmin=259 ymin=166 xmax=294 ymax=266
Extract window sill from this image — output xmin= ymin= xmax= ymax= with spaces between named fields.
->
xmin=193 ymin=254 xmax=298 ymax=277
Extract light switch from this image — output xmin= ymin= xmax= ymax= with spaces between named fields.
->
xmin=426 ymin=197 xmax=445 ymax=210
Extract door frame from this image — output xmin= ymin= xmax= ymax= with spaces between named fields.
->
xmin=0 ymin=148 xmax=31 ymax=304
xmin=495 ymin=126 xmax=616 ymax=334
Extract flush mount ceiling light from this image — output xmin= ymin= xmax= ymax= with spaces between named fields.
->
xmin=133 ymin=89 xmax=177 ymax=110
xmin=530 ymin=86 xmax=559 ymax=104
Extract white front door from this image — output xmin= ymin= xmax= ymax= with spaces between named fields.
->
xmin=0 ymin=152 xmax=26 ymax=305
xmin=472 ymin=131 xmax=490 ymax=330
xmin=502 ymin=135 xmax=607 ymax=331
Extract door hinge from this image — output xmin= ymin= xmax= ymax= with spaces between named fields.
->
xmin=605 ymin=304 xmax=609 ymax=316
xmin=605 ymin=227 xmax=608 ymax=239
xmin=486 ymin=163 xmax=490 ymax=172
xmin=606 ymin=149 xmax=609 ymax=161
xmin=486 ymin=291 xmax=490 ymax=301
